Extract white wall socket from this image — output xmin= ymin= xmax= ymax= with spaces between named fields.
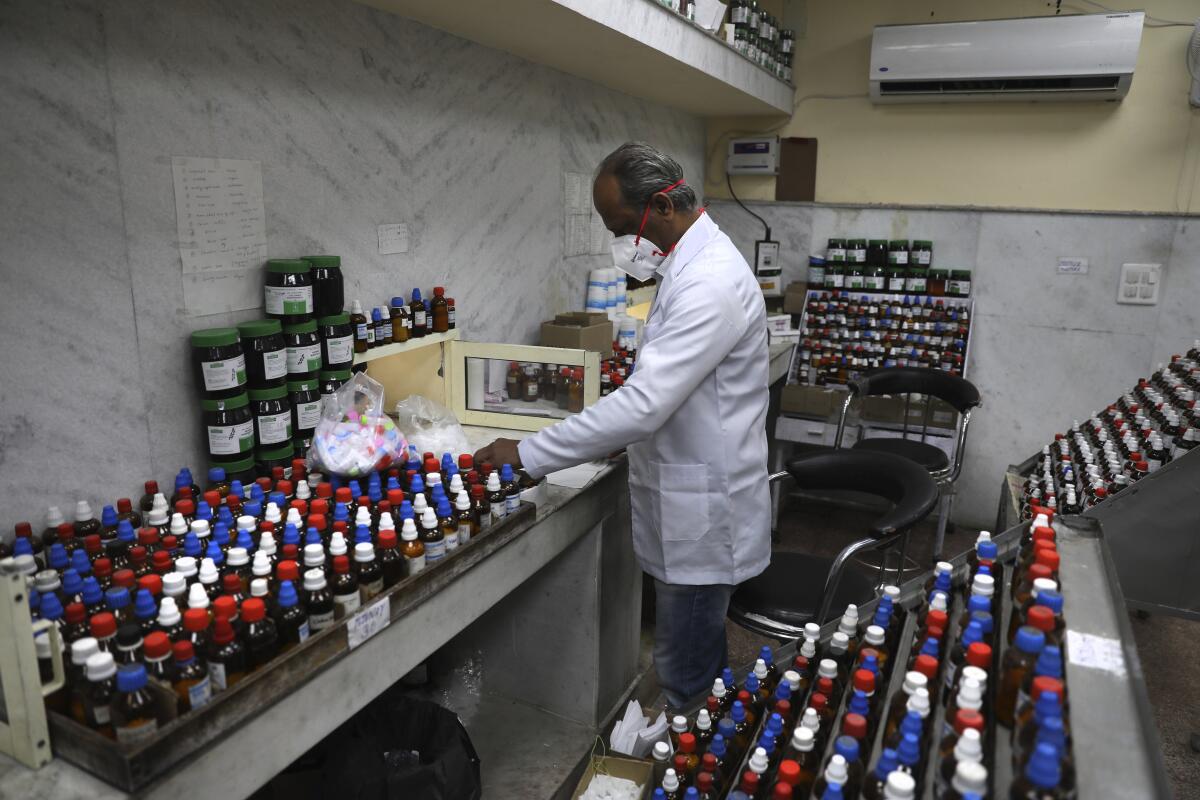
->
xmin=1117 ymin=263 xmax=1162 ymax=305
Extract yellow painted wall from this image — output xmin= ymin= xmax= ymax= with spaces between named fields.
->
xmin=706 ymin=1 xmax=1200 ymax=213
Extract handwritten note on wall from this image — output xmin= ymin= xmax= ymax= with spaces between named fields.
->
xmin=563 ymin=171 xmax=610 ymax=258
xmin=172 ymin=156 xmax=268 ymax=316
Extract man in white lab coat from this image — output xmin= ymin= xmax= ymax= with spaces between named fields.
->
xmin=474 ymin=142 xmax=770 ymax=708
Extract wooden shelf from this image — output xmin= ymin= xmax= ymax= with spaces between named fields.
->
xmin=358 ymin=0 xmax=794 ymax=117
xmin=352 ymin=328 xmax=460 ymax=365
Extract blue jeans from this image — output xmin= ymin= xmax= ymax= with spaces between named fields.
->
xmin=653 ymin=579 xmax=735 ymax=709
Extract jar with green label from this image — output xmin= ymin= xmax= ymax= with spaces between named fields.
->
xmin=264 ymin=260 xmax=313 ymax=323
xmin=283 ymin=319 xmax=323 ymax=378
xmin=288 ymin=377 xmax=322 ymax=442
xmin=249 ymin=386 xmax=293 ymax=448
xmin=319 ymin=369 xmax=352 ymax=403
xmin=905 ymin=265 xmax=928 ymax=295
xmin=866 ymin=240 xmax=888 ymax=268
xmin=888 ymin=240 xmax=910 ymax=267
xmin=236 ymin=319 xmax=287 ymax=390
xmin=213 ymin=454 xmax=256 ymax=486
xmin=928 ymin=270 xmax=949 ymax=297
xmin=255 ymin=442 xmax=295 ymax=480
xmin=191 ymin=328 xmax=247 ymax=399
xmin=846 ymin=264 xmax=865 ymax=291
xmin=201 ymin=393 xmax=254 ymax=459
xmin=826 ymin=239 xmax=846 ymax=264
xmin=948 ymin=269 xmax=973 ymax=297
xmin=847 ymin=239 xmax=867 ymax=265
xmin=302 ymin=255 xmax=344 ymax=318
xmin=885 ymin=266 xmax=907 ymax=294
xmin=910 ymin=240 xmax=933 ymax=267
xmin=864 ymin=264 xmax=886 ymax=292
xmin=824 ymin=262 xmax=846 ymax=290
xmin=317 ymin=313 xmax=354 ymax=370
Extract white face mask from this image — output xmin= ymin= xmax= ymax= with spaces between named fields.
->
xmin=610 ymin=235 xmax=667 ymax=281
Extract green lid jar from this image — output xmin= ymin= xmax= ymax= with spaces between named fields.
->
xmin=211 ymin=454 xmax=256 ymax=485
xmin=905 ymin=265 xmax=928 ymax=295
xmin=255 ymin=442 xmax=295 ymax=479
xmin=248 ymin=385 xmax=293 ymax=447
xmin=885 ymin=266 xmax=906 ymax=294
xmin=283 ymin=319 xmax=323 ymax=377
xmin=910 ymin=240 xmax=933 ymax=267
xmin=948 ymin=269 xmax=973 ymax=297
xmin=888 ymin=240 xmax=910 ymax=267
xmin=200 ymin=393 xmax=254 ymax=458
xmin=191 ymin=327 xmax=247 ymax=398
xmin=302 ymin=255 xmax=344 ymax=318
xmin=236 ymin=319 xmax=287 ymax=389
xmin=866 ymin=240 xmax=888 ymax=268
xmin=847 ymin=239 xmax=867 ymax=265
xmin=264 ymin=259 xmax=313 ymax=323
xmin=824 ymin=262 xmax=845 ymax=290
xmin=863 ymin=265 xmax=886 ymax=292
xmin=319 ymin=369 xmax=352 ymax=402
xmin=317 ymin=313 xmax=354 ymax=370
xmin=846 ymin=264 xmax=865 ymax=291
xmin=825 ymin=239 xmax=846 ymax=264
xmin=287 ymin=377 xmax=322 ymax=438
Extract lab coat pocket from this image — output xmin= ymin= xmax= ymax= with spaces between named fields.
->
xmin=656 ymin=462 xmax=710 ymax=542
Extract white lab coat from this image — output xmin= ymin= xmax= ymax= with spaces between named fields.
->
xmin=519 ymin=214 xmax=771 ymax=586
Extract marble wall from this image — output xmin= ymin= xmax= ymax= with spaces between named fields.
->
xmin=0 ymin=0 xmax=705 ymax=533
xmin=708 ymin=199 xmax=1200 ymax=530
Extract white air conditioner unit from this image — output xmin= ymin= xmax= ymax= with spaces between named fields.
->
xmin=869 ymin=12 xmax=1144 ymax=104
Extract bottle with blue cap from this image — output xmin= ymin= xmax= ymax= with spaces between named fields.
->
xmin=436 ymin=499 xmax=459 ymax=552
xmin=133 ymin=589 xmax=158 ymax=635
xmin=1011 ymin=742 xmax=1068 ymax=798
xmin=998 ymin=626 xmax=1047 ymax=728
xmin=860 ymin=745 xmax=899 ymax=800
xmin=112 ymin=663 xmax=159 ymax=744
xmin=500 ymin=464 xmax=521 ymax=515
xmin=1025 ymin=716 xmax=1075 ymax=795
xmin=106 ymin=587 xmax=133 ymax=625
xmin=812 ymin=751 xmax=850 ymax=800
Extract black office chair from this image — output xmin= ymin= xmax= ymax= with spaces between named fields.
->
xmin=834 ymin=367 xmax=981 ymax=563
xmin=728 ymin=450 xmax=939 ymax=639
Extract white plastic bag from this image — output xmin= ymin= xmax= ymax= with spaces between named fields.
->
xmin=393 ymin=394 xmax=471 ymax=458
xmin=309 ymin=372 xmax=407 ymax=477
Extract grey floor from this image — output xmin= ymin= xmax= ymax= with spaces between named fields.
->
xmin=637 ymin=492 xmax=1200 ymax=800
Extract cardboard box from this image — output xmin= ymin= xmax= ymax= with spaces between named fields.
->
xmin=541 ymin=312 xmax=613 ymax=357
xmin=766 ymin=313 xmax=793 ymax=334
xmin=571 ymin=755 xmax=653 ymax=800
xmin=781 ymin=384 xmax=846 ymax=418
xmin=783 ymin=281 xmax=810 ymax=314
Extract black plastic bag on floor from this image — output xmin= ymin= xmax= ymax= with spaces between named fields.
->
xmin=306 ymin=686 xmax=481 ymax=800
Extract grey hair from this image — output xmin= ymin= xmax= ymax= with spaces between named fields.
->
xmin=597 ymin=142 xmax=698 ymax=213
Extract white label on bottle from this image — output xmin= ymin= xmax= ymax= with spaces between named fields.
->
xmin=361 ymin=578 xmax=384 ymax=600
xmin=262 ymin=348 xmax=288 ymax=380
xmin=188 ymin=675 xmax=212 ymax=709
xmin=309 ymin=609 xmax=335 ymax=632
xmin=505 ymin=493 xmax=520 ymax=514
xmin=458 ymin=522 xmax=472 ymax=546
xmin=865 ymin=276 xmax=885 ymax=290
xmin=296 ymin=401 xmax=321 ymax=431
xmin=287 ymin=343 xmax=321 ymax=374
xmin=424 ymin=539 xmax=445 ymax=563
xmin=200 ymin=354 xmax=247 ymax=391
xmin=850 ymin=248 xmax=866 ymax=263
xmin=297 ymin=620 xmax=310 ymax=642
xmin=265 ymin=285 xmax=313 ymax=315
xmin=347 ymin=596 xmax=390 ymax=650
xmin=379 ymin=322 xmax=392 ymax=341
xmin=91 ymin=703 xmax=111 ymax=725
xmin=116 ymin=717 xmax=159 ymax=745
xmin=208 ymin=420 xmax=255 ymax=455
xmin=366 ymin=326 xmax=375 ymax=344
xmin=406 ymin=554 xmax=425 ymax=574
xmin=829 ymin=274 xmax=845 ymax=289
xmin=414 ymin=310 xmax=426 ymax=327
xmin=916 ymin=250 xmax=932 ymax=266
xmin=444 ymin=529 xmax=459 ymax=551
xmin=257 ymin=411 xmax=292 ymax=445
xmin=209 ymin=661 xmax=227 ymax=692
xmin=491 ymin=503 xmax=506 ymax=522
xmin=325 ymin=335 xmax=353 ymax=365
xmin=335 ymin=591 xmax=361 ymax=616
xmin=889 ymin=277 xmax=906 ymax=292
xmin=355 ymin=323 xmax=368 ymax=340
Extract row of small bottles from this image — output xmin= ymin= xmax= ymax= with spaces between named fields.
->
xmin=11 ymin=453 xmax=528 ymax=739
xmin=646 ymin=588 xmax=909 ymax=799
xmin=1020 ymin=344 xmax=1200 ymax=518
xmin=503 ymin=344 xmax=638 ymax=408
xmin=349 ymin=287 xmax=456 ymax=352
xmin=796 ymin=292 xmax=971 ymax=386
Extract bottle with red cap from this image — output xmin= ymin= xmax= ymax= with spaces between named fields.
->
xmin=172 ymin=640 xmax=212 ymax=712
xmin=143 ymin=630 xmax=177 ymax=691
xmin=206 ymin=616 xmax=246 ymax=692
xmin=240 ymin=597 xmax=278 ymax=670
xmin=182 ymin=607 xmax=212 ymax=656
xmin=139 ymin=481 xmax=161 ymax=515
xmin=331 ymin=555 xmax=360 ymax=619
xmin=90 ymin=611 xmax=118 ymax=653
xmin=63 ymin=602 xmax=90 ymax=645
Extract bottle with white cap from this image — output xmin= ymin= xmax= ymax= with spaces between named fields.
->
xmin=659 ymin=767 xmax=681 ymax=799
xmin=174 ymin=556 xmax=199 ymax=587
xmin=791 ymin=623 xmax=821 ymax=691
xmin=944 ymin=753 xmax=987 ymax=799
xmin=811 ymin=752 xmax=849 ymax=799
xmin=147 ymin=494 xmax=171 ymax=535
xmin=420 ymin=507 xmax=445 ymax=563
xmin=837 ymin=604 xmax=861 ymax=659
xmin=485 ymin=471 xmax=505 ymax=524
xmin=780 ymin=724 xmax=820 ymax=787
xmin=187 ymin=582 xmax=211 ymax=612
xmin=936 ymin=725 xmax=983 ymax=796
xmin=668 ymin=714 xmax=690 ymax=749
xmin=400 ymin=518 xmax=425 ymax=575
xmin=304 ymin=568 xmax=335 ymax=632
xmin=454 ymin=491 xmax=473 ymax=546
xmin=882 ymin=671 xmax=928 ymax=745
xmin=169 ymin=512 xmax=190 ymax=540
xmin=67 ymin=637 xmax=100 ymax=722
xmin=650 ymin=740 xmax=672 ymax=789
xmin=881 ymin=769 xmax=916 ymax=800
xmin=303 ymin=542 xmax=326 ymax=577
xmin=83 ymin=651 xmax=117 ymax=735
xmin=74 ymin=500 xmax=101 ymax=541
xmin=156 ymin=596 xmax=184 ymax=641
xmin=42 ymin=505 xmax=66 ymax=549
xmin=355 ymin=542 xmax=383 ymax=601
xmin=197 ymin=557 xmax=221 ymax=600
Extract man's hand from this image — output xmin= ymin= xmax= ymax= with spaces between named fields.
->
xmin=473 ymin=438 xmax=523 ymax=470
